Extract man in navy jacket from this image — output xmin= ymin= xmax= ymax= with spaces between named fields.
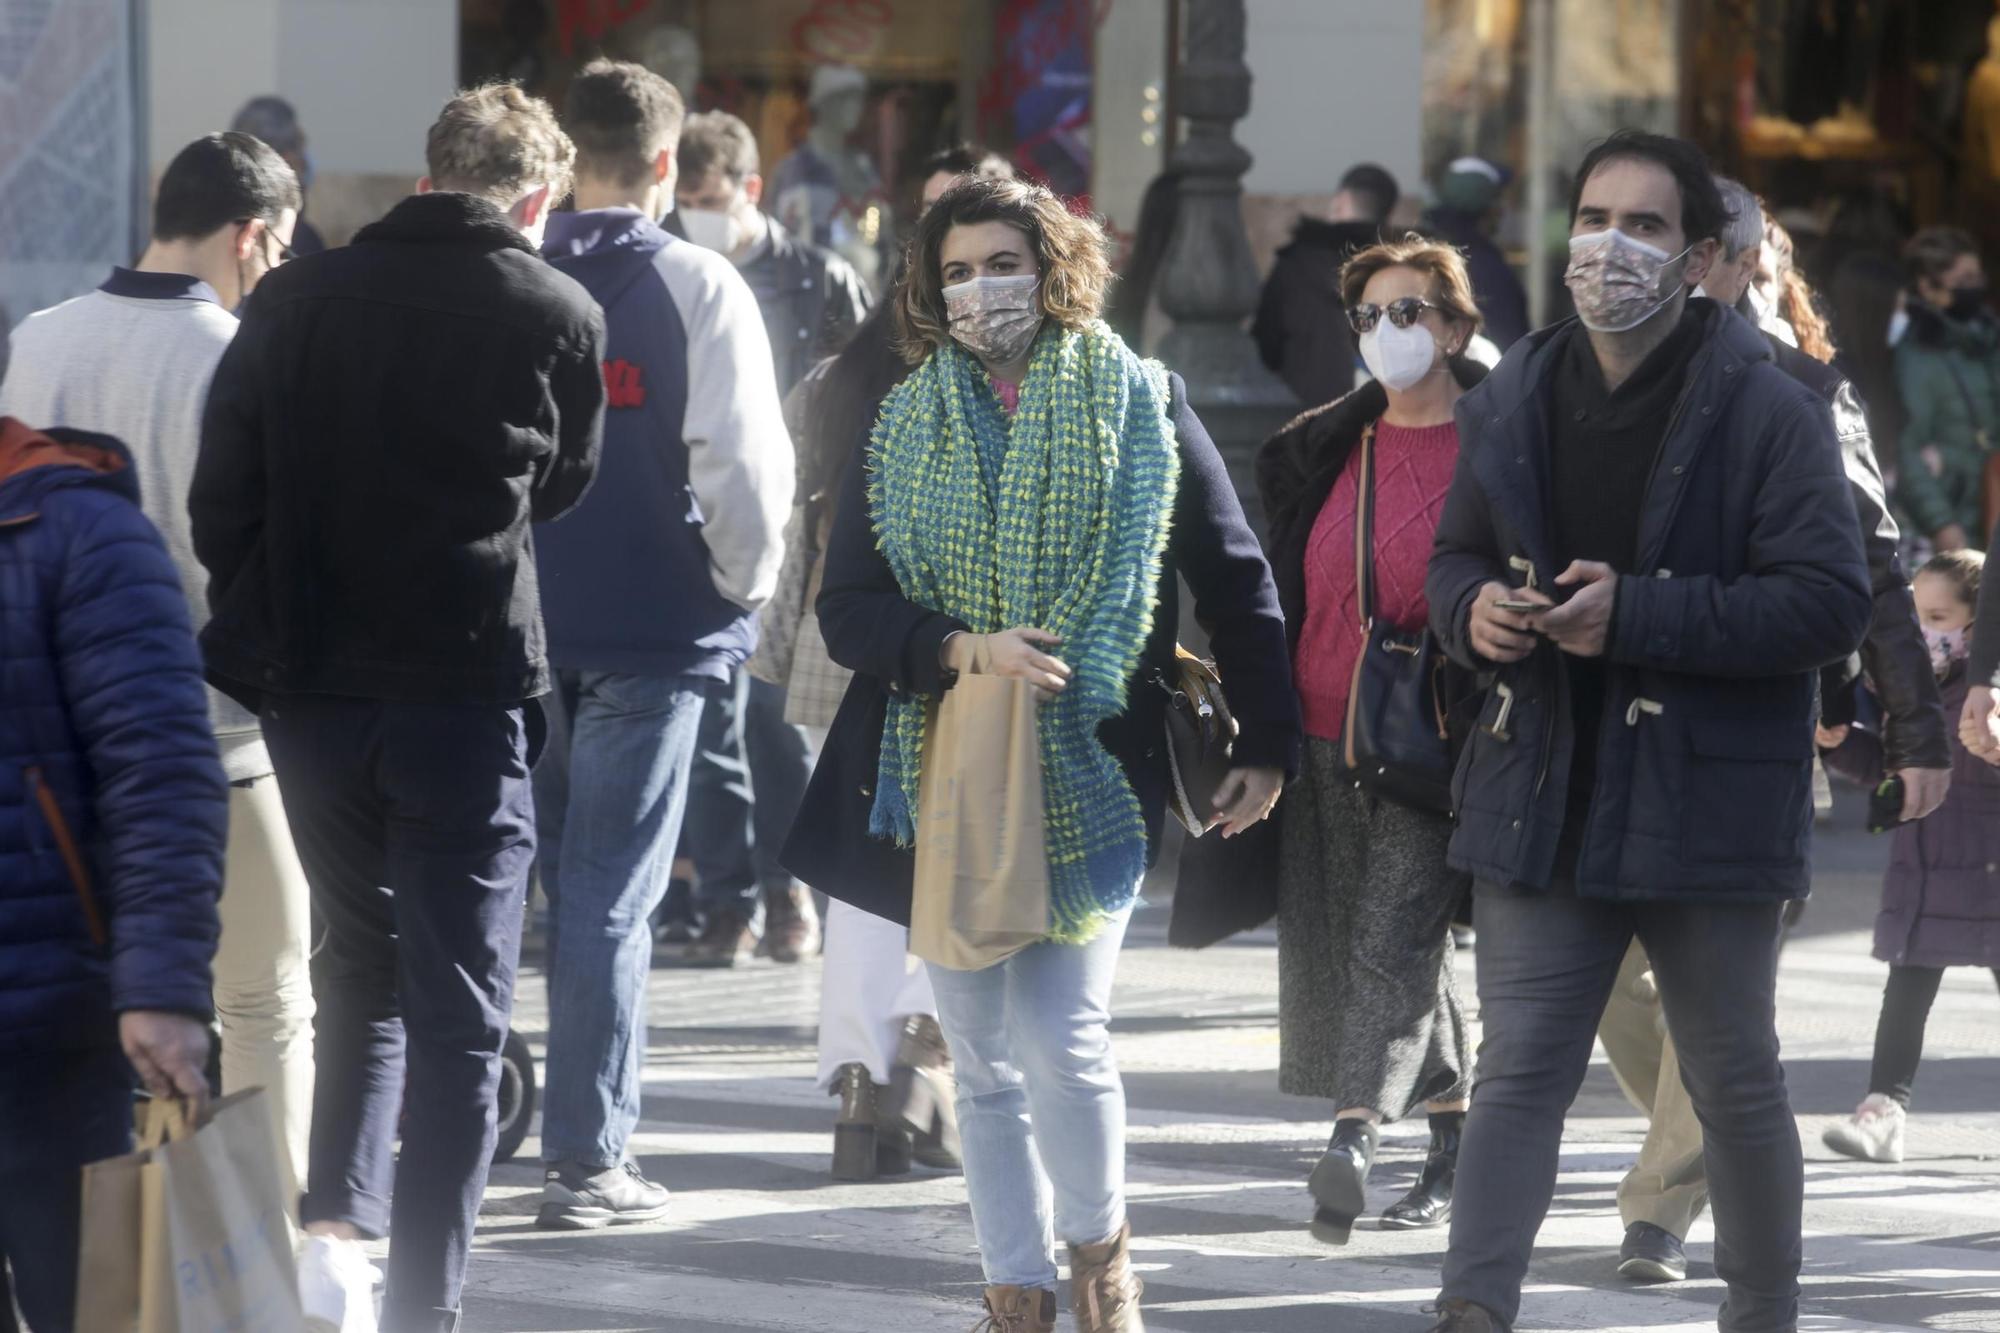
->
xmin=0 ymin=413 xmax=225 ymax=1332
xmin=1422 ymin=132 xmax=1870 ymax=1333
xmin=531 ymin=59 xmax=791 ymax=1231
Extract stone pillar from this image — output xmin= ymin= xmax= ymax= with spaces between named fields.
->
xmin=1156 ymin=0 xmax=1297 ymax=531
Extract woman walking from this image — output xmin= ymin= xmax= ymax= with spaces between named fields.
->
xmin=751 ymin=301 xmax=962 ymax=1180
xmin=788 ymin=175 xmax=1300 ymax=1332
xmin=1257 ymin=238 xmax=1481 ymax=1242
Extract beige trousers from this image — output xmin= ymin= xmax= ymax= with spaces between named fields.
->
xmin=211 ymin=775 xmax=316 ymax=1204
xmin=1597 ymin=939 xmax=1708 ymax=1237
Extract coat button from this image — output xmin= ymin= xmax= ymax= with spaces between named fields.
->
xmin=1512 ymin=818 xmax=1523 ymax=829
xmin=1701 ymin=405 xmax=1714 ymax=416
xmin=1516 ymin=455 xmax=1527 ymax=465
xmin=859 ymin=784 xmax=873 ymax=798
xmin=1672 ymin=465 xmax=1685 ymax=476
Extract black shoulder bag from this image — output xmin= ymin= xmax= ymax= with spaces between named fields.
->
xmin=1340 ymin=422 xmax=1456 ymax=815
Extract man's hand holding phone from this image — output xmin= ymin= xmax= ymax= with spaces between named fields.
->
xmin=1469 ymin=582 xmax=1554 ymax=664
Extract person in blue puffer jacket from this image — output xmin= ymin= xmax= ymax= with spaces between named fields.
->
xmin=0 ymin=410 xmax=226 ymax=1333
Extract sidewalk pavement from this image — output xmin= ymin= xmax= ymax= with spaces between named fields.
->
xmin=459 ymin=794 xmax=2000 ymax=1332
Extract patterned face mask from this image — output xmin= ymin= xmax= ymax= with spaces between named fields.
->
xmin=1924 ymin=624 xmax=1969 ymax=678
xmin=1565 ymin=228 xmax=1692 ymax=333
xmin=942 ymin=274 xmax=1044 ymax=365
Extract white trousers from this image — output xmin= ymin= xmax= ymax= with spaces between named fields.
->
xmin=211 ymin=775 xmax=316 ymax=1203
xmin=815 ymin=899 xmax=937 ymax=1089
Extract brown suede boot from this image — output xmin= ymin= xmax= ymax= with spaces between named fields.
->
xmin=972 ymin=1285 xmax=1056 ymax=1332
xmin=1067 ymin=1222 xmax=1145 ymax=1331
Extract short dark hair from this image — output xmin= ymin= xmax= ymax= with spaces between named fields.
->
xmin=921 ymin=143 xmax=1013 ymax=183
xmin=1569 ymin=130 xmax=1727 ymax=245
xmin=1904 ymin=226 xmax=1980 ymax=286
xmin=1338 ymin=163 xmax=1399 ymax=223
xmin=678 ymin=111 xmax=759 ymax=189
xmin=564 ymin=59 xmax=685 ymax=188
xmin=152 ymin=132 xmax=301 ymax=243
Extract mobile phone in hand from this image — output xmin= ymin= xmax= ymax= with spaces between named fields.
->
xmin=1868 ymin=776 xmax=1907 ymax=834
xmin=1494 ymin=599 xmax=1545 ymax=614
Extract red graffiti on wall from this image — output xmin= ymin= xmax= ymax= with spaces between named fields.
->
xmin=790 ymin=0 xmax=897 ymax=64
xmin=556 ymin=0 xmax=651 ymax=57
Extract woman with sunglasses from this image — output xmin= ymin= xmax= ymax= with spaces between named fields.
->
xmin=1257 ymin=237 xmax=1485 ymax=1243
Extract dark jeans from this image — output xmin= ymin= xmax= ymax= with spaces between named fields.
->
xmin=266 ymin=695 xmax=539 ymax=1333
xmin=1441 ymin=881 xmax=1802 ymax=1333
xmin=681 ymin=670 xmax=813 ymax=918
xmin=1870 ymin=964 xmax=2000 ymax=1106
xmin=0 ymin=1048 xmax=132 ymax=1333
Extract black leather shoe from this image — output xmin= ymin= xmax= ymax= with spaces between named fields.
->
xmin=1618 ymin=1221 xmax=1688 ymax=1283
xmin=1381 ymin=1111 xmax=1462 ymax=1230
xmin=1421 ymin=1298 xmax=1509 ymax=1331
xmin=1307 ymin=1117 xmax=1378 ymax=1245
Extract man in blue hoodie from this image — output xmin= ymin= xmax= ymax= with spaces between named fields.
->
xmin=533 ymin=58 xmax=792 ymax=1230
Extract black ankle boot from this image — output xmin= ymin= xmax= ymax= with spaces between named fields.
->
xmin=1307 ymin=1117 xmax=1378 ymax=1244
xmin=1381 ymin=1111 xmax=1463 ymax=1229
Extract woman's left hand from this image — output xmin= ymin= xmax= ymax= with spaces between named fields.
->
xmin=1211 ymin=766 xmax=1284 ymax=838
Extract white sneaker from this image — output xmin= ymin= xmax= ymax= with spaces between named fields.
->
xmin=298 ymin=1235 xmax=380 ymax=1333
xmin=1821 ymin=1093 xmax=1906 ymax=1163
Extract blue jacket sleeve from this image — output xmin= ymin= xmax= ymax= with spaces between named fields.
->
xmin=1609 ymin=396 xmax=1871 ymax=677
xmin=53 ymin=494 xmax=226 ymax=1019
xmin=1167 ymin=383 xmax=1302 ymax=777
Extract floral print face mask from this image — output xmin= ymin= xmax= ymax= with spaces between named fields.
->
xmin=943 ymin=274 xmax=1044 ymax=365
xmin=1565 ymin=228 xmax=1692 ymax=333
xmin=1924 ymin=624 xmax=1969 ymax=678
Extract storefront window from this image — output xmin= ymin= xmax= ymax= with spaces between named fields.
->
xmin=460 ymin=0 xmax=1139 ymax=293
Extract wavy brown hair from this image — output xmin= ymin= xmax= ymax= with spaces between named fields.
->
xmin=1339 ymin=236 xmax=1483 ymax=343
xmin=1763 ymin=216 xmax=1836 ymax=364
xmin=895 ymin=175 xmax=1113 ymax=364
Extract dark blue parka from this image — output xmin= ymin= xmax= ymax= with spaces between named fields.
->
xmin=0 ymin=419 xmax=225 ymax=1056
xmin=1426 ymin=303 xmax=1871 ymax=902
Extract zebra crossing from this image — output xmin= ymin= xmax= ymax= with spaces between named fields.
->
xmin=454 ymin=875 xmax=2000 ymax=1333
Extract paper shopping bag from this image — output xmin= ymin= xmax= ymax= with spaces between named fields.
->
xmin=80 ymin=1092 xmax=301 ymax=1333
xmin=910 ymin=674 xmax=1050 ymax=970
xmin=74 ymin=1113 xmax=156 ymax=1333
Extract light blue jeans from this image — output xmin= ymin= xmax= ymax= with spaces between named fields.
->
xmin=926 ymin=908 xmax=1132 ymax=1290
xmin=535 ymin=669 xmax=709 ymax=1169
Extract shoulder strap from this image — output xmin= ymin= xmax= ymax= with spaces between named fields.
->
xmin=1351 ymin=420 xmax=1377 ymax=629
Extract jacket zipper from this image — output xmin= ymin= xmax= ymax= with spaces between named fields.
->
xmin=25 ymin=767 xmax=108 ymax=948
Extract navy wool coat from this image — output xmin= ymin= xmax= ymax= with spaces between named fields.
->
xmin=1426 ymin=303 xmax=1872 ymax=902
xmin=782 ymin=373 xmax=1303 ymax=926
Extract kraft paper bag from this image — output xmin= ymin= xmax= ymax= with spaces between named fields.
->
xmin=79 ymin=1092 xmax=301 ymax=1333
xmin=910 ymin=674 xmax=1050 ymax=970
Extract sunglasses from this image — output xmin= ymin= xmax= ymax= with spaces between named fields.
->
xmin=1348 ymin=296 xmax=1441 ymax=335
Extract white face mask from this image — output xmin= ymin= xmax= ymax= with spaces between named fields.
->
xmin=1565 ymin=228 xmax=1693 ymax=333
xmin=1359 ymin=319 xmax=1440 ymax=392
xmin=1888 ymin=307 xmax=1912 ymax=347
xmin=681 ymin=206 xmax=747 ymax=255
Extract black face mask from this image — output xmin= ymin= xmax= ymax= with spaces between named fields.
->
xmin=1948 ymin=285 xmax=1989 ymax=321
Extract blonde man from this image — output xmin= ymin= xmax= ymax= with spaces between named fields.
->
xmin=191 ymin=83 xmax=606 ymax=1333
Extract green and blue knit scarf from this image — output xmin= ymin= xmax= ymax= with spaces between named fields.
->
xmin=867 ymin=320 xmax=1180 ymax=944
